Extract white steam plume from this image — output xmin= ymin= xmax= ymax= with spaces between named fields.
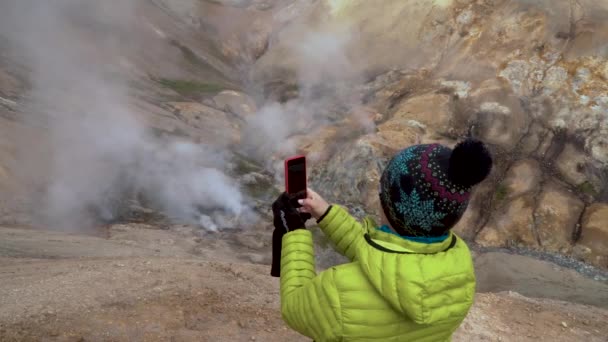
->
xmin=242 ymin=23 xmax=374 ymax=179
xmin=0 ymin=0 xmax=245 ymax=231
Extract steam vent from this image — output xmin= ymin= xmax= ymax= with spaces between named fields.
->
xmin=0 ymin=1 xmax=607 ymax=341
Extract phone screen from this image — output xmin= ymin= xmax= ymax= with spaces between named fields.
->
xmin=286 ymin=157 xmax=306 ymax=195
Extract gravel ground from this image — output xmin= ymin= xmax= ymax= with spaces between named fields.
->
xmin=472 ymin=244 xmax=608 ymax=283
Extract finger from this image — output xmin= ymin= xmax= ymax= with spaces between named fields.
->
xmin=298 ymin=198 xmax=313 ymax=208
xmin=299 ymin=206 xmax=311 ymax=213
xmin=306 ymin=188 xmax=316 ymax=199
xmin=288 ymin=205 xmax=301 ymax=216
xmin=290 ymin=190 xmax=307 ymax=207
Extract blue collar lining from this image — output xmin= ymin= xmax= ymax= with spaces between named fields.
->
xmin=377 ymin=225 xmax=449 ymax=244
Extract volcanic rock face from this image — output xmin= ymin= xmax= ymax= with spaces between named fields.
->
xmin=1 ymin=1 xmax=608 ymax=341
xmin=0 ymin=0 xmax=607 ymax=269
xmin=577 ymin=204 xmax=608 ymax=267
xmin=248 ymin=0 xmax=608 ymax=268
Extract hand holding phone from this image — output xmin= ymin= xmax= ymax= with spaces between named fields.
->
xmin=270 ymin=155 xmax=309 ymax=278
xmin=296 ymin=188 xmax=330 ymax=221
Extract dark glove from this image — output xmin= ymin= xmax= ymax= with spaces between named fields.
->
xmin=272 ymin=191 xmax=311 ymax=232
xmin=270 ymin=191 xmax=311 ymax=277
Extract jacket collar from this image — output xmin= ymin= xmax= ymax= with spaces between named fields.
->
xmin=377 ymin=225 xmax=450 ymax=243
xmin=362 ymin=217 xmax=456 ymax=254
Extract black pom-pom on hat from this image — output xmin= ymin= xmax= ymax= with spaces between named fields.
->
xmin=448 ymin=138 xmax=493 ymax=188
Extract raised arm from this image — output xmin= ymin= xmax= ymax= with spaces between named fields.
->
xmin=298 ymin=189 xmax=369 ymax=262
xmin=279 ymin=229 xmax=341 ymax=340
xmin=316 ymin=205 xmax=368 ymax=261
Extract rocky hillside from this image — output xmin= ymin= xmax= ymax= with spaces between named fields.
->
xmin=248 ymin=0 xmax=608 ymax=270
xmin=0 ymin=0 xmax=606 ymax=268
xmin=0 ymin=0 xmax=608 ymax=340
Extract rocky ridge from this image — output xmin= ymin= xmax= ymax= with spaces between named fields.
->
xmin=0 ymin=1 xmax=607 ymax=340
xmin=249 ymin=0 xmax=608 ymax=269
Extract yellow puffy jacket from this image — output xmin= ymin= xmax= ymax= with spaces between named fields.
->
xmin=280 ymin=205 xmax=476 ymax=342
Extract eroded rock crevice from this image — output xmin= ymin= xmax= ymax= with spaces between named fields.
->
xmin=0 ymin=0 xmax=607 ymax=272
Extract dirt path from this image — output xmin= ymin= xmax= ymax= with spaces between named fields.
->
xmin=0 ymin=257 xmax=305 ymax=342
xmin=1 ymin=225 xmax=608 ymax=341
xmin=454 ymin=292 xmax=608 ymax=342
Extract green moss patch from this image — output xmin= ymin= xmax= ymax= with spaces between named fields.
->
xmin=170 ymin=39 xmax=216 ymax=70
xmin=577 ymin=181 xmax=598 ymax=196
xmin=156 ymin=78 xmax=224 ymax=95
xmin=495 ymin=183 xmax=510 ymax=202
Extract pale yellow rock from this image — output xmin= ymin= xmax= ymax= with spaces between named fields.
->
xmin=388 ymin=93 xmax=452 ymax=135
xmin=535 ymin=182 xmax=585 ymax=253
xmin=165 ymin=102 xmax=240 ymax=145
xmin=578 ymin=204 xmax=608 ymax=268
xmin=520 ymin=123 xmax=554 ymax=157
xmin=452 ymin=177 xmax=497 ymax=240
xmin=501 ymin=159 xmax=542 ymax=199
xmin=555 ymin=144 xmax=590 ymax=187
xmin=327 ymin=0 xmax=351 ymax=16
xmin=213 ymin=90 xmax=257 ymax=120
xmin=434 ymin=0 xmax=453 ymax=9
xmin=477 ymin=196 xmax=538 ymax=248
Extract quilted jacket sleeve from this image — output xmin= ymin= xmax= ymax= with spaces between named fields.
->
xmin=280 ymin=229 xmax=342 ymax=341
xmin=317 ymin=205 xmax=368 ymax=261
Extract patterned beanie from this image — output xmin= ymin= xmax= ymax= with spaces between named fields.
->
xmin=379 ymin=138 xmax=493 ymax=238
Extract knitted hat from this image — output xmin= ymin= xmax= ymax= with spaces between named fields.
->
xmin=379 ymin=138 xmax=493 ymax=238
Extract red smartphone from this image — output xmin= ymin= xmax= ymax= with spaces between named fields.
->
xmin=284 ymin=155 xmax=307 ymax=196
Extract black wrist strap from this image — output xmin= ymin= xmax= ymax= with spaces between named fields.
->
xmin=270 ymin=228 xmax=284 ymax=277
xmin=316 ymin=205 xmax=333 ymax=224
